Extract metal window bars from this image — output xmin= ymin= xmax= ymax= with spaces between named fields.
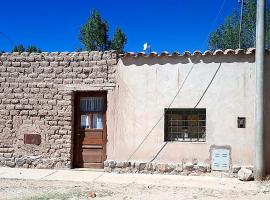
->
xmin=165 ymin=108 xmax=206 ymax=142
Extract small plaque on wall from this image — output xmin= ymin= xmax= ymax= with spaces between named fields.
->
xmin=24 ymin=134 xmax=41 ymax=145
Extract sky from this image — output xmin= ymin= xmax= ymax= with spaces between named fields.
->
xmin=0 ymin=0 xmax=248 ymax=53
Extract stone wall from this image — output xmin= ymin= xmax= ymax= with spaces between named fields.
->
xmin=0 ymin=51 xmax=117 ymax=168
xmin=104 ymin=160 xmax=254 ymax=179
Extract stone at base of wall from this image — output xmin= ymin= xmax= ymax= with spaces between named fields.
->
xmin=0 ymin=155 xmax=71 ymax=169
xmin=104 ymin=161 xmax=254 ymax=178
xmin=231 ymin=165 xmax=254 ymax=181
xmin=104 ymin=160 xmax=211 ymax=175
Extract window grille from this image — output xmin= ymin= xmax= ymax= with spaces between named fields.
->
xmin=164 ymin=108 xmax=206 ymax=142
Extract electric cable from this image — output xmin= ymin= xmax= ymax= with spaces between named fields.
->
xmin=149 ymin=63 xmax=222 ymax=162
xmin=93 ymin=0 xmax=228 ymax=181
xmin=126 ymin=0 xmax=227 ymax=162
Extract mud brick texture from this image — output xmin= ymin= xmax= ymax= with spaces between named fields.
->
xmin=0 ymin=51 xmax=117 ymax=169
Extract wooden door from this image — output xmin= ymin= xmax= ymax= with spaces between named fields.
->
xmin=73 ymin=91 xmax=107 ymax=168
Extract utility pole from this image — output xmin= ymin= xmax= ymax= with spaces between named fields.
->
xmin=255 ymin=0 xmax=266 ymax=181
xmin=238 ymin=0 xmax=244 ymax=49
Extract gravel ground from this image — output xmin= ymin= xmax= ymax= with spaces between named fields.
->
xmin=0 ymin=178 xmax=270 ymax=200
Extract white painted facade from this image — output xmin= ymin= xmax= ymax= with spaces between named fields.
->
xmin=106 ymin=53 xmax=270 ymax=172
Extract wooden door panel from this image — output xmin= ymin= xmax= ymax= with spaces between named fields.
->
xmin=83 ymin=132 xmax=103 ymax=139
xmin=73 ymin=91 xmax=107 ymax=169
xmin=82 ymin=149 xmax=103 ymax=163
xmin=79 ymin=133 xmax=103 ymax=145
xmin=82 ymin=138 xmax=103 ymax=145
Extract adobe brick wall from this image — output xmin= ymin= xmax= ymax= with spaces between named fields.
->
xmin=0 ymin=51 xmax=117 ymax=168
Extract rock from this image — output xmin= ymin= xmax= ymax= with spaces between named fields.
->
xmin=132 ymin=168 xmax=139 ymax=173
xmin=232 ymin=165 xmax=241 ymax=173
xmin=130 ymin=161 xmax=136 ymax=168
xmin=22 ymin=164 xmax=29 ymax=168
xmin=3 ymin=153 xmax=12 ymax=158
xmin=26 ymin=159 xmax=32 ymax=165
xmin=116 ymin=161 xmax=130 ymax=168
xmin=54 ymin=162 xmax=63 ymax=168
xmin=139 ymin=163 xmax=147 ymax=171
xmin=168 ymin=164 xmax=176 ymax=172
xmin=174 ymin=165 xmax=183 ymax=172
xmin=243 ymin=165 xmax=254 ymax=172
xmin=180 ymin=171 xmax=190 ymax=176
xmin=134 ymin=162 xmax=141 ymax=170
xmin=140 ymin=170 xmax=149 ymax=174
xmin=36 ymin=163 xmax=45 ymax=169
xmin=103 ymin=160 xmax=109 ymax=167
xmin=157 ymin=163 xmax=173 ymax=173
xmin=113 ymin=168 xmax=122 ymax=174
xmin=170 ymin=170 xmax=179 ymax=175
xmin=146 ymin=162 xmax=154 ymax=171
xmin=116 ymin=161 xmax=125 ymax=168
xmin=5 ymin=161 xmax=15 ymax=168
xmin=108 ymin=160 xmax=116 ymax=168
xmin=183 ymin=163 xmax=194 ymax=171
xmin=192 ymin=158 xmax=198 ymax=165
xmin=197 ymin=163 xmax=208 ymax=173
xmin=104 ymin=167 xmax=112 ymax=173
xmin=238 ymin=167 xmax=253 ymax=181
xmin=88 ymin=191 xmax=96 ymax=198
xmin=15 ymin=158 xmax=25 ymax=167
xmin=190 ymin=171 xmax=202 ymax=176
xmin=124 ymin=167 xmax=132 ymax=173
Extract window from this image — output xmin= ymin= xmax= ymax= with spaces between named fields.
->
xmin=80 ymin=97 xmax=105 ymax=112
xmin=80 ymin=113 xmax=103 ymax=129
xmin=164 ymin=108 xmax=206 ymax=142
xmin=80 ymin=97 xmax=105 ymax=129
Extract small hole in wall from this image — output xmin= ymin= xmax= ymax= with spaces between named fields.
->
xmin=237 ymin=117 xmax=246 ymax=128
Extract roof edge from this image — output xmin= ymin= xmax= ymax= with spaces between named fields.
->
xmin=122 ymin=48 xmax=270 ymax=58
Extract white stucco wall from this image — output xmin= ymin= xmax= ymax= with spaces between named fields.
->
xmin=106 ymin=54 xmax=266 ymax=168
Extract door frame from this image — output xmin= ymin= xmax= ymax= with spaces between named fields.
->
xmin=73 ymin=91 xmax=107 ymax=168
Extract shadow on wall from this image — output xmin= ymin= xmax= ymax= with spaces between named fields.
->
xmin=264 ymin=55 xmax=270 ymax=175
xmin=121 ymin=54 xmax=255 ymax=66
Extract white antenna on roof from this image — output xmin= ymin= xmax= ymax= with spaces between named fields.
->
xmin=143 ymin=42 xmax=151 ymax=53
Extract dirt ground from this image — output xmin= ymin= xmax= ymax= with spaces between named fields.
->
xmin=0 ymin=178 xmax=270 ymax=200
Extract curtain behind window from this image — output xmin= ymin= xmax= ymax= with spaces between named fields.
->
xmin=80 ymin=97 xmax=104 ymax=112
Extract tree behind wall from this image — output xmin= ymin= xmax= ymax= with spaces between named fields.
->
xmin=79 ymin=10 xmax=109 ymax=51
xmin=26 ymin=45 xmax=42 ymax=53
xmin=110 ymin=28 xmax=127 ymax=54
xmin=79 ymin=10 xmax=127 ymax=53
xmin=208 ymin=0 xmax=270 ymax=50
xmin=12 ymin=44 xmax=25 ymax=53
xmin=12 ymin=44 xmax=42 ymax=53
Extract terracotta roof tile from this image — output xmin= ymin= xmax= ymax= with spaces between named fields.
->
xmin=123 ymin=48 xmax=265 ymax=58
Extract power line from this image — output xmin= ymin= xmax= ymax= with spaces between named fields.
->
xmin=202 ymin=0 xmax=227 ymax=49
xmin=127 ymin=62 xmax=196 ymax=162
xmin=126 ymin=0 xmax=228 ymax=162
xmin=194 ymin=63 xmax=222 ymax=108
xmin=149 ymin=63 xmax=222 ymax=162
xmin=238 ymin=0 xmax=245 ymax=49
xmin=93 ymin=0 xmax=228 ymax=181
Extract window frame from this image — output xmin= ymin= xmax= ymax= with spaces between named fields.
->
xmin=77 ymin=91 xmax=107 ymax=131
xmin=164 ymin=108 xmax=206 ymax=142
